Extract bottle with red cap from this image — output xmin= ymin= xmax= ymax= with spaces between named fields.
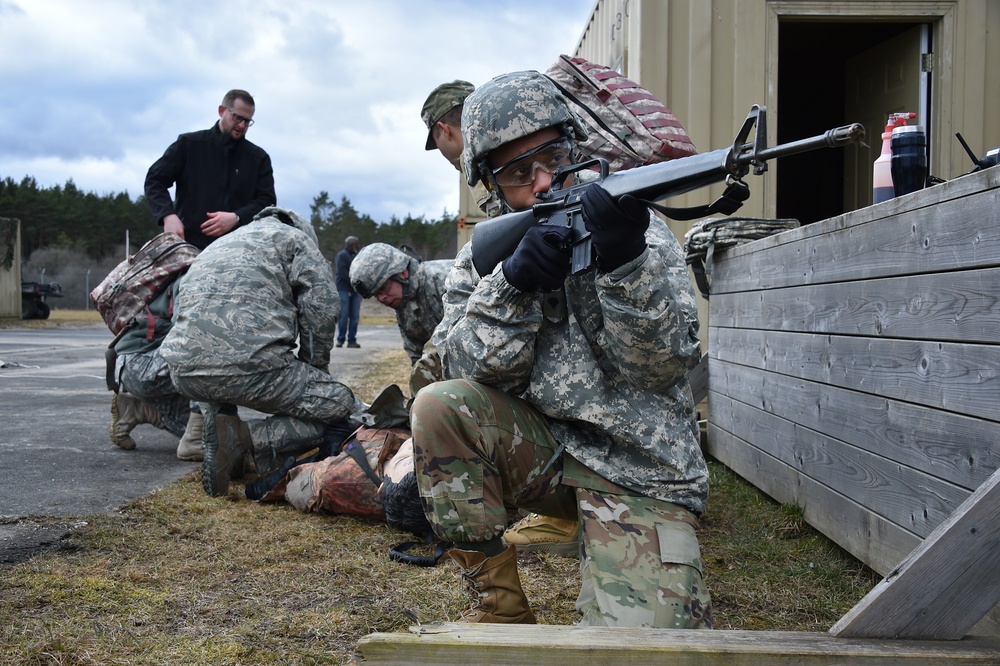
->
xmin=873 ymin=112 xmax=916 ymax=204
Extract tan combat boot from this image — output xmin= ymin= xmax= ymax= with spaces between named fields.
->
xmin=176 ymin=410 xmax=204 ymax=461
xmin=502 ymin=513 xmax=580 ymax=558
xmin=448 ymin=544 xmax=536 ymax=624
xmin=109 ymin=393 xmax=162 ymax=450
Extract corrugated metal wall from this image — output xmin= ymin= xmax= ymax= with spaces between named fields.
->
xmin=574 ymin=0 xmax=1000 ymax=212
xmin=0 ymin=218 xmax=21 ymax=319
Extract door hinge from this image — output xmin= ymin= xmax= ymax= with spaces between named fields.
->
xmin=921 ymin=53 xmax=934 ymax=73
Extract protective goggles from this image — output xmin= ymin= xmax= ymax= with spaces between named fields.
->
xmin=490 ymin=137 xmax=573 ymax=187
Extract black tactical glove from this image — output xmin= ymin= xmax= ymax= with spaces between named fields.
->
xmin=580 ymin=183 xmax=650 ymax=271
xmin=501 ymin=224 xmax=573 ymax=293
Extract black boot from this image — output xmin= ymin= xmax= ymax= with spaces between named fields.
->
xmin=244 ymin=456 xmax=297 ymax=501
xmin=321 ymin=418 xmax=357 ymax=458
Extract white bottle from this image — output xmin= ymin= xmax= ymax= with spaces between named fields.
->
xmin=873 ymin=112 xmax=915 ymax=204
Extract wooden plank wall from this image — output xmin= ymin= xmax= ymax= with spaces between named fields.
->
xmin=705 ymin=166 xmax=1000 ymax=577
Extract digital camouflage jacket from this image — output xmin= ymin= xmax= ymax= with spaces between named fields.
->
xmin=396 ymin=258 xmax=451 ymax=364
xmin=161 ymin=208 xmax=338 ymax=376
xmin=433 ymin=213 xmax=710 ymax=515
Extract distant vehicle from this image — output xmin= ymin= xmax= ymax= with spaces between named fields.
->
xmin=21 ymin=281 xmax=63 ymax=320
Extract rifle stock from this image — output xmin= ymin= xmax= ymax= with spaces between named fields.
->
xmin=471 ymin=104 xmax=864 ymax=277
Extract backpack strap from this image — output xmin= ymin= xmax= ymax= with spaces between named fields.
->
xmin=343 ymin=439 xmax=381 ymax=487
xmin=687 ymin=229 xmax=720 ymax=300
xmin=104 ymin=327 xmax=129 ymax=393
xmin=689 ymin=254 xmax=713 ymax=300
xmin=144 ymin=305 xmax=157 ymax=341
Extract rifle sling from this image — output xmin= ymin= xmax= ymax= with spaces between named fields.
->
xmin=642 ymin=179 xmax=750 ymax=221
xmin=644 ymin=181 xmax=749 ymax=300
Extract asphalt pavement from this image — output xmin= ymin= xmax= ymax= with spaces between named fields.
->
xmin=0 ymin=323 xmax=402 ymax=564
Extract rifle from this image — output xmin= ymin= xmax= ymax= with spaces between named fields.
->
xmin=471 ymin=104 xmax=865 ymax=277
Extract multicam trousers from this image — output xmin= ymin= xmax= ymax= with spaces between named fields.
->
xmin=410 ymin=378 xmax=713 ymax=629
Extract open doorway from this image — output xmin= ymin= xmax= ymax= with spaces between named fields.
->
xmin=775 ymin=21 xmax=929 ymax=224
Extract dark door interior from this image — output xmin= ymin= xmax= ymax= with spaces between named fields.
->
xmin=776 ymin=22 xmax=927 ymax=224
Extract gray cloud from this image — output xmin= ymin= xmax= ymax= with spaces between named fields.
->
xmin=0 ymin=0 xmax=592 ymax=221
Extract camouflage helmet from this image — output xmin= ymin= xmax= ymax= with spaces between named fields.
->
xmin=461 ymin=70 xmax=588 ymax=187
xmin=349 ymin=242 xmax=412 ymax=299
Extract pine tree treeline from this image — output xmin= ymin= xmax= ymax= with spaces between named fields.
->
xmin=2 ymin=176 xmax=160 ymax=261
xmin=309 ymin=191 xmax=457 ymax=262
xmin=2 ymin=176 xmax=459 ymax=263
xmin=3 ymin=176 xmax=459 ymax=310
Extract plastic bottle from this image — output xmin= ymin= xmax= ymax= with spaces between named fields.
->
xmin=873 ymin=112 xmax=916 ymax=204
xmin=891 ymin=125 xmax=928 ymax=198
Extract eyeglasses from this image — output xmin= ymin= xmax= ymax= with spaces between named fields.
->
xmin=491 ymin=137 xmax=572 ymax=187
xmin=228 ymin=108 xmax=255 ymax=127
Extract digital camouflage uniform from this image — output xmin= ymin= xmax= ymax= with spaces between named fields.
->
xmin=160 ymin=207 xmax=361 ymax=468
xmin=411 ymin=71 xmax=713 ymax=629
xmin=348 ymin=243 xmax=452 ymax=365
xmin=114 ymin=278 xmax=189 ymax=437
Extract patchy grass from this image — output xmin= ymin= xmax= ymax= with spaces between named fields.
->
xmin=0 ymin=343 xmax=881 ymax=665
xmin=699 ymin=464 xmax=881 ymax=631
xmin=0 ymin=308 xmax=104 ymax=329
xmin=1 ymin=304 xmax=397 ymax=330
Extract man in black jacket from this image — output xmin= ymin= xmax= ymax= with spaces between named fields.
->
xmin=128 ymin=89 xmax=276 ymax=462
xmin=144 ymin=89 xmax=276 ymax=250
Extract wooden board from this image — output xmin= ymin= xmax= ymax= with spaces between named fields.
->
xmin=710 ymin=389 xmax=968 ymax=539
xmin=706 ymin=423 xmax=920 ymax=576
xmin=708 ymin=355 xmax=1000 ymax=490
xmin=711 ymin=268 xmax=1000 ymax=344
xmin=710 ymin=167 xmax=1000 ymax=293
xmin=356 ymin=623 xmax=1000 ymax=665
xmin=711 ymin=328 xmax=1000 ymax=424
xmin=831 ymin=467 xmax=1000 ymax=639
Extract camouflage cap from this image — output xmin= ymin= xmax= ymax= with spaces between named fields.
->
xmin=421 ymin=80 xmax=475 ymax=151
xmin=460 ymin=70 xmax=588 ymax=186
xmin=349 ymin=242 xmax=412 ymax=299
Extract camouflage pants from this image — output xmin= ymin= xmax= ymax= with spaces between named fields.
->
xmin=576 ymin=490 xmax=712 ymax=628
xmin=118 ymin=350 xmax=189 ymax=437
xmin=410 ymin=379 xmax=713 ymax=629
xmin=171 ymin=360 xmax=358 ymax=466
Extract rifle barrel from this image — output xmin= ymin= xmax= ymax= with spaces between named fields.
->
xmin=470 ymin=115 xmax=865 ymax=277
xmin=600 ymin=149 xmax=733 ymax=201
xmin=749 ymin=123 xmax=865 ymax=164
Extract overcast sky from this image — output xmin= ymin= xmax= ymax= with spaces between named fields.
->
xmin=0 ymin=0 xmax=594 ymax=224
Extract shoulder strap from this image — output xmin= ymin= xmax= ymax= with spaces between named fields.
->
xmin=687 ymin=238 xmax=719 ymax=300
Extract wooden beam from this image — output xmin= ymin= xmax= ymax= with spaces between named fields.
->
xmin=355 ymin=624 xmax=1000 ymax=665
xmin=831 ymin=466 xmax=1000 ymax=639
